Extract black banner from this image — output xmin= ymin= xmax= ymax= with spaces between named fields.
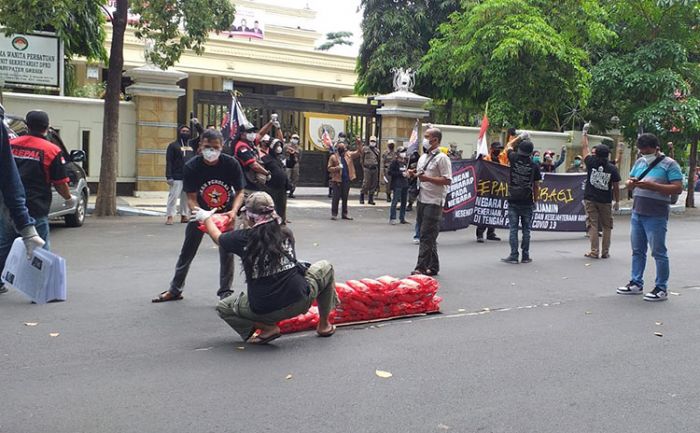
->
xmin=441 ymin=159 xmax=587 ymax=232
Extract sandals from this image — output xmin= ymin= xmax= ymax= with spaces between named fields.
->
xmin=151 ymin=291 xmax=183 ymax=303
xmin=317 ymin=325 xmax=336 ymax=338
xmin=247 ymin=332 xmax=281 ymax=345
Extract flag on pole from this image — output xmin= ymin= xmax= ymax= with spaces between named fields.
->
xmin=476 ymin=106 xmax=490 ymax=157
xmin=321 ymin=127 xmax=333 ymax=150
xmin=407 ymin=119 xmax=420 ymax=154
xmin=221 ymin=95 xmax=251 ymax=142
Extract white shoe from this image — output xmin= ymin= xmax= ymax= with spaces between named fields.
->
xmin=616 ymin=282 xmax=643 ymax=295
xmin=391 ymin=219 xmax=397 ymax=225
xmin=413 ymin=238 xmax=419 ymax=245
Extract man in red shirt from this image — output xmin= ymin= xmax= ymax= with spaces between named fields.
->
xmin=6 ymin=110 xmax=73 ymax=250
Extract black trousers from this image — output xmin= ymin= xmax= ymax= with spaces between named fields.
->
xmin=330 ymin=181 xmax=350 ymax=217
xmin=476 ymin=225 xmax=496 ymax=238
xmin=169 ymin=220 xmax=235 ymax=297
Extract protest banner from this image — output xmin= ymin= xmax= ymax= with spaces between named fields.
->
xmin=441 ymin=159 xmax=587 ymax=232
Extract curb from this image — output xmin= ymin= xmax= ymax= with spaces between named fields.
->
xmin=614 ymin=205 xmax=686 ymax=216
xmin=87 ymin=205 xmax=167 ymax=217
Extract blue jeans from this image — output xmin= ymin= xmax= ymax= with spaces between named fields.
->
xmin=508 ymin=203 xmax=533 ymax=258
xmin=0 ymin=215 xmax=50 ymax=273
xmin=630 ymin=212 xmax=669 ymax=290
xmin=390 ymin=187 xmax=408 ymax=221
xmin=414 ymin=220 xmax=421 ymax=240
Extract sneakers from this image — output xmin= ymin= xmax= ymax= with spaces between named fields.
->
xmin=486 ymin=235 xmax=501 ymax=241
xmin=644 ymin=287 xmax=668 ymax=302
xmin=413 ymin=238 xmax=419 ymax=245
xmin=476 ymin=237 xmax=485 ymax=244
xmin=218 ymin=290 xmax=234 ymax=300
xmin=390 ymin=219 xmax=398 ymax=225
xmin=500 ymin=256 xmax=519 ymax=264
xmin=616 ymin=282 xmax=643 ymax=295
xmin=521 ymin=256 xmax=532 ymax=264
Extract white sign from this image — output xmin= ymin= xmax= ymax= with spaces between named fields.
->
xmin=0 ymin=33 xmax=62 ymax=88
xmin=305 ymin=113 xmax=348 ymax=151
xmin=227 ymin=8 xmax=266 ymax=40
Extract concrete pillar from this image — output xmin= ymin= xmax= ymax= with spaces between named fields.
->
xmin=375 ymin=88 xmax=431 ymax=148
xmin=125 ymin=65 xmax=187 ymax=192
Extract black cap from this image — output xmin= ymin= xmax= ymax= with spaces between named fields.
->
xmin=518 ymin=140 xmax=534 ymax=156
xmin=594 ymin=144 xmax=610 ymax=159
xmin=26 ymin=110 xmax=49 ymax=131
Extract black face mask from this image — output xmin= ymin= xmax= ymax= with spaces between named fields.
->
xmin=180 ymin=133 xmax=191 ymax=140
xmin=491 ymin=151 xmax=500 ymax=159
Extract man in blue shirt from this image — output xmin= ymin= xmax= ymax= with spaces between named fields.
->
xmin=617 ymin=133 xmax=683 ymax=302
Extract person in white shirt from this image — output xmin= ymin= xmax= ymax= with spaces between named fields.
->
xmin=407 ymin=128 xmax=452 ymax=276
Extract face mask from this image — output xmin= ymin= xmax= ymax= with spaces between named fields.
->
xmin=491 ymin=151 xmax=500 ymax=159
xmin=246 ymin=133 xmax=257 ymax=142
xmin=370 ymin=141 xmax=377 ymax=147
xmin=573 ymin=159 xmax=581 ymax=167
xmin=399 ymin=152 xmax=407 ymax=158
xmin=291 ymin=139 xmax=299 ymax=145
xmin=202 ymin=148 xmax=221 ymax=163
xmin=180 ymin=132 xmax=191 ymax=141
xmin=338 ymin=148 xmax=346 ymax=155
xmin=422 ymin=138 xmax=430 ymax=148
xmin=533 ymin=156 xmax=541 ymax=164
xmin=275 ymin=147 xmax=283 ymax=154
xmin=642 ymin=153 xmax=657 ymax=164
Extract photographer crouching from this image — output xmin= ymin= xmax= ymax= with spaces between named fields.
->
xmin=195 ymin=192 xmax=339 ymax=344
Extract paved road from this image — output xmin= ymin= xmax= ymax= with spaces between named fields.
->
xmin=1 ymin=203 xmax=699 ymax=433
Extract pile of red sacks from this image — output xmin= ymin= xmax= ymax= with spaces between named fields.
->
xmin=278 ymin=275 xmax=442 ymax=334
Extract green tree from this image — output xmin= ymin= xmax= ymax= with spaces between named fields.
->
xmin=422 ymin=0 xmax=614 ymax=131
xmin=316 ymin=32 xmax=354 ymax=51
xmin=0 ymin=0 xmax=235 ymax=216
xmin=587 ymin=0 xmax=700 ymax=206
xmin=355 ymin=0 xmax=460 ymax=97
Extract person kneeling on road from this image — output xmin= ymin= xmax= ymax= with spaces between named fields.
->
xmin=196 ymin=192 xmax=339 ymax=344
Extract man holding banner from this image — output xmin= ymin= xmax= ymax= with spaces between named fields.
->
xmin=501 ymin=135 xmax=541 ymax=264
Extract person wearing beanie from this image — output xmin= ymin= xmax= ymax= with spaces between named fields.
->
xmin=501 ymin=132 xmax=542 ymax=264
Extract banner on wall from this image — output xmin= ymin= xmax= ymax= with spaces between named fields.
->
xmin=227 ymin=8 xmax=265 ymax=40
xmin=305 ymin=113 xmax=348 ymax=151
xmin=440 ymin=159 xmax=587 ymax=232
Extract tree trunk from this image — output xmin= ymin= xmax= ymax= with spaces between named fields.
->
xmin=94 ymin=0 xmax=127 ymax=217
xmin=686 ymin=136 xmax=698 ymax=208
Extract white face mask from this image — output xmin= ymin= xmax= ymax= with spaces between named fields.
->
xmin=275 ymin=147 xmax=283 ymax=154
xmin=422 ymin=138 xmax=430 ymax=148
xmin=399 ymin=152 xmax=407 ymax=158
xmin=246 ymin=133 xmax=257 ymax=142
xmin=641 ymin=153 xmax=657 ymax=164
xmin=291 ymin=139 xmax=299 ymax=145
xmin=370 ymin=141 xmax=377 ymax=147
xmin=202 ymin=148 xmax=221 ymax=163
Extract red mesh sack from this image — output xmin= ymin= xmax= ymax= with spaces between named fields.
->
xmin=197 ymin=214 xmax=232 ymax=233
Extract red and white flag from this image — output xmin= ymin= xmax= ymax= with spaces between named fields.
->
xmin=321 ymin=127 xmax=333 ymax=150
xmin=476 ymin=110 xmax=489 ymax=157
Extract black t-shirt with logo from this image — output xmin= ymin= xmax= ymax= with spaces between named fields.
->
xmin=584 ymin=155 xmax=621 ymax=203
xmin=219 ymin=227 xmax=309 ymax=315
xmin=507 ymin=150 xmax=542 ymax=205
xmin=183 ymin=154 xmax=243 ymax=212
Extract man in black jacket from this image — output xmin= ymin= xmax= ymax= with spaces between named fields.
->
xmin=165 ymin=125 xmax=196 ymax=225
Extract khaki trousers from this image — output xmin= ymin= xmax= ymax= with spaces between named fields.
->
xmin=584 ymin=200 xmax=613 ymax=256
xmin=216 ymin=260 xmax=339 ymax=340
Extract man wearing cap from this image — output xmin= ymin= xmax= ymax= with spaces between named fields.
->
xmin=579 ymin=125 xmax=620 ymax=259
xmin=165 ymin=125 xmax=196 ymax=225
xmin=382 ymin=139 xmax=397 ymax=202
xmin=233 ymin=120 xmax=276 ymax=194
xmin=5 ymin=110 xmax=72 ymax=250
xmin=447 ymin=143 xmax=463 ymax=161
xmin=0 ymin=106 xmax=46 ymax=295
xmin=567 ymin=155 xmax=585 ymax=173
xmin=284 ymin=133 xmax=302 ymax=198
xmin=501 ymin=133 xmax=542 ymax=264
xmin=360 ymin=135 xmax=380 ymax=205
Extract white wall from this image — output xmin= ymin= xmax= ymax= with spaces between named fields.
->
xmin=4 ymin=93 xmax=136 ymax=183
xmin=424 ymin=123 xmax=617 ymax=174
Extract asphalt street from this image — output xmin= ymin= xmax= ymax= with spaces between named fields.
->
xmin=1 ymin=200 xmax=700 ymax=433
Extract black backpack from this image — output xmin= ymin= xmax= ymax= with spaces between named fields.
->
xmin=509 ymin=157 xmax=536 ymax=201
